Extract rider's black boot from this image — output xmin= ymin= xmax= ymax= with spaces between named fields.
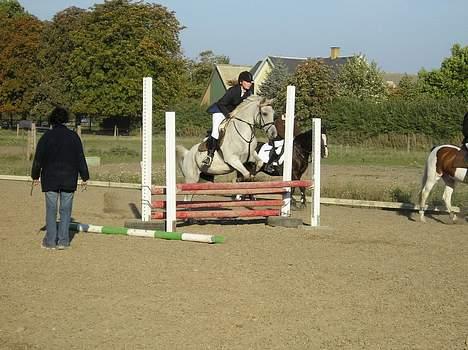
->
xmin=263 ymin=148 xmax=280 ymax=174
xmin=202 ymin=137 xmax=218 ymax=167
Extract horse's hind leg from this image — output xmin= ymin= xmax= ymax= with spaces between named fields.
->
xmin=442 ymin=176 xmax=457 ymax=223
xmin=419 ymin=173 xmax=440 ymax=223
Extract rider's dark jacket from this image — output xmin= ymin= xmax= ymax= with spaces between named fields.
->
xmin=207 ymin=84 xmax=254 ymax=116
xmin=463 ymin=111 xmax=468 ymax=143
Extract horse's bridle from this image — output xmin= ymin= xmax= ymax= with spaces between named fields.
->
xmin=231 ymin=104 xmax=275 ymax=143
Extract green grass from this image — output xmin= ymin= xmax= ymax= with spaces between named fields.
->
xmin=326 ymin=144 xmax=427 ymax=167
xmin=1 ymin=129 xmax=466 ymax=207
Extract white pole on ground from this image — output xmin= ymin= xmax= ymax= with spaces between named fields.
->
xmin=165 ymin=112 xmax=177 ymax=231
xmin=141 ymin=77 xmax=153 ymax=222
xmin=311 ymin=118 xmax=321 ymax=227
xmin=281 ymin=85 xmax=295 ymax=216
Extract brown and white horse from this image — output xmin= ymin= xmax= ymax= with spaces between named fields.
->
xmin=419 ymin=145 xmax=467 ymax=223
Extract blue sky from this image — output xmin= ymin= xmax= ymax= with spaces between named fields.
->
xmin=18 ymin=0 xmax=468 ymax=74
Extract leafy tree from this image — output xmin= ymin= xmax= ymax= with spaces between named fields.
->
xmin=0 ymin=0 xmax=25 ymax=18
xmin=275 ymin=59 xmax=338 ymax=124
xmin=0 ymin=1 xmax=44 ymax=116
xmin=257 ymin=61 xmax=289 ymax=99
xmin=337 ymin=55 xmax=387 ymax=100
xmin=391 ymin=74 xmax=421 ymax=99
xmin=186 ymin=50 xmax=229 ymax=99
xmin=39 ymin=0 xmax=186 ymax=123
xmin=33 ymin=7 xmax=86 ymax=118
xmin=418 ymin=43 xmax=468 ymax=99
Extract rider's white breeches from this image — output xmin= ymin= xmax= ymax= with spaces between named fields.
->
xmin=211 ymin=113 xmax=225 ymax=139
xmin=273 ymin=140 xmax=284 ymax=155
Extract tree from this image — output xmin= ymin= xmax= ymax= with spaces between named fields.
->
xmin=418 ymin=43 xmax=468 ymax=99
xmin=0 ymin=0 xmax=25 ymax=18
xmin=186 ymin=50 xmax=229 ymax=99
xmin=39 ymin=0 xmax=186 ymax=122
xmin=337 ymin=55 xmax=387 ymax=100
xmin=0 ymin=1 xmax=44 ymax=116
xmin=275 ymin=59 xmax=338 ymax=124
xmin=257 ymin=61 xmax=289 ymax=99
xmin=392 ymin=74 xmax=421 ymax=99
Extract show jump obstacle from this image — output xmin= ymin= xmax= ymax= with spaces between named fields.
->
xmin=139 ymin=78 xmax=322 ymax=231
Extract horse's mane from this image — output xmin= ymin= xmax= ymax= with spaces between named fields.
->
xmin=230 ymin=95 xmax=262 ymax=118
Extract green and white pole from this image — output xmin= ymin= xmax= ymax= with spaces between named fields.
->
xmin=69 ymin=223 xmax=224 ymax=244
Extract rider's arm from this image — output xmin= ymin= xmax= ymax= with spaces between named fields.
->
xmin=462 ymin=112 xmax=468 ymax=140
xmin=216 ymin=86 xmax=238 ymax=116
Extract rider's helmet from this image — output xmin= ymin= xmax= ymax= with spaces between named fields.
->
xmin=238 ymin=71 xmax=253 ymax=84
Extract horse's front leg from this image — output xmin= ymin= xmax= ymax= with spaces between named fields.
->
xmin=300 ymin=186 xmax=307 ymax=208
xmin=224 ymin=156 xmax=254 ymax=181
xmin=251 ymin=151 xmax=265 ymax=173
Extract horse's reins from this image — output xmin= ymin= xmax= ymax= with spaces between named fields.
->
xmin=230 ymin=104 xmax=275 ymax=163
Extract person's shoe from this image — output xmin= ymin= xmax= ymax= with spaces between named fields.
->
xmin=263 ymin=162 xmax=276 ymax=174
xmin=41 ymin=243 xmax=55 ymax=250
xmin=56 ymin=245 xmax=70 ymax=250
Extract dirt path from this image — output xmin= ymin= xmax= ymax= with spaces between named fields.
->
xmin=0 ymin=180 xmax=467 ymax=349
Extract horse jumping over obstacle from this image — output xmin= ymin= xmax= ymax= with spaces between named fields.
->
xmin=419 ymin=145 xmax=468 ymax=223
xmin=176 ymin=96 xmax=277 ymax=184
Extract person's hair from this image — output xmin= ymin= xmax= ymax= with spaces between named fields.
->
xmin=238 ymin=71 xmax=253 ymax=84
xmin=49 ymin=106 xmax=69 ymax=125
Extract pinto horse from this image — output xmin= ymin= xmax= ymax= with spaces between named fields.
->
xmin=419 ymin=145 xmax=468 ymax=223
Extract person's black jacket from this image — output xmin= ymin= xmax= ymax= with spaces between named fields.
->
xmin=462 ymin=112 xmax=468 ymax=143
xmin=31 ymin=124 xmax=89 ymax=192
xmin=207 ymin=84 xmax=253 ymax=116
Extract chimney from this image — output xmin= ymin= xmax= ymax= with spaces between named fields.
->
xmin=330 ymin=46 xmax=340 ymax=60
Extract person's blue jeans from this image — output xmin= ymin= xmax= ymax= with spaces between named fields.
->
xmin=43 ymin=191 xmax=74 ymax=247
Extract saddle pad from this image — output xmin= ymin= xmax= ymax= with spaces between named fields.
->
xmin=197 ymin=122 xmax=228 ymax=153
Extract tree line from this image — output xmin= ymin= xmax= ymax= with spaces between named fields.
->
xmin=258 ymin=46 xmax=467 ymax=142
xmin=0 ymin=0 xmax=466 ymax=142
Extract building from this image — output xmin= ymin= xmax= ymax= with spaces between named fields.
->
xmin=200 ymin=47 xmax=353 ymax=107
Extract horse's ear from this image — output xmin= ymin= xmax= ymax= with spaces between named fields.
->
xmin=259 ymin=97 xmax=274 ymax=106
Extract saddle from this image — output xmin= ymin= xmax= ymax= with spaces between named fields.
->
xmin=452 ymin=145 xmax=468 ymax=168
xmin=197 ymin=118 xmax=229 ymax=152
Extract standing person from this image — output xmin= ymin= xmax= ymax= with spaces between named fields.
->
xmin=31 ymin=106 xmax=89 ymax=250
xmin=202 ymin=71 xmax=254 ymax=166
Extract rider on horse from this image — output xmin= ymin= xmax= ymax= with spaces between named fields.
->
xmin=262 ymin=115 xmax=301 ymax=173
xmin=453 ymin=111 xmax=468 ymax=168
xmin=203 ymin=71 xmax=254 ymax=167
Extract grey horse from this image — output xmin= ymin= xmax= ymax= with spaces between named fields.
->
xmin=176 ymin=96 xmax=277 ymax=184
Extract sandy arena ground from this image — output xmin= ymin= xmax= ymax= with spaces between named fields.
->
xmin=0 ymin=179 xmax=467 ymax=350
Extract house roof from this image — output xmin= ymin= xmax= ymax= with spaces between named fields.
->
xmin=252 ymin=55 xmax=353 ymax=79
xmin=267 ymin=56 xmax=308 ymax=74
xmin=216 ymin=64 xmax=252 ymax=88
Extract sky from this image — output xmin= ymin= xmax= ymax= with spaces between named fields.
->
xmin=18 ymin=0 xmax=468 ymax=74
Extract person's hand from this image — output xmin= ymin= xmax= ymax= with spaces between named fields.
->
xmin=32 ymin=179 xmax=40 ymax=186
xmin=81 ymin=181 xmax=88 ymax=191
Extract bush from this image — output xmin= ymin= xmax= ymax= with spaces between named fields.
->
xmin=324 ymin=95 xmax=467 ymax=144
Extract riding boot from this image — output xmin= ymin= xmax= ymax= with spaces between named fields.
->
xmin=264 ymin=147 xmax=280 ymax=174
xmin=202 ymin=137 xmax=218 ymax=167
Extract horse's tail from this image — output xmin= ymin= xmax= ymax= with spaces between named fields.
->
xmin=176 ymin=145 xmax=189 ymax=177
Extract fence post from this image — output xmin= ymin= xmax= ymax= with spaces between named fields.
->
xmin=281 ymin=85 xmax=295 ymax=217
xmin=141 ymin=77 xmax=153 ymax=222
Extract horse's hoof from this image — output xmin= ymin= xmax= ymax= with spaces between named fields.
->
xmin=449 ymin=213 xmax=458 ymax=224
